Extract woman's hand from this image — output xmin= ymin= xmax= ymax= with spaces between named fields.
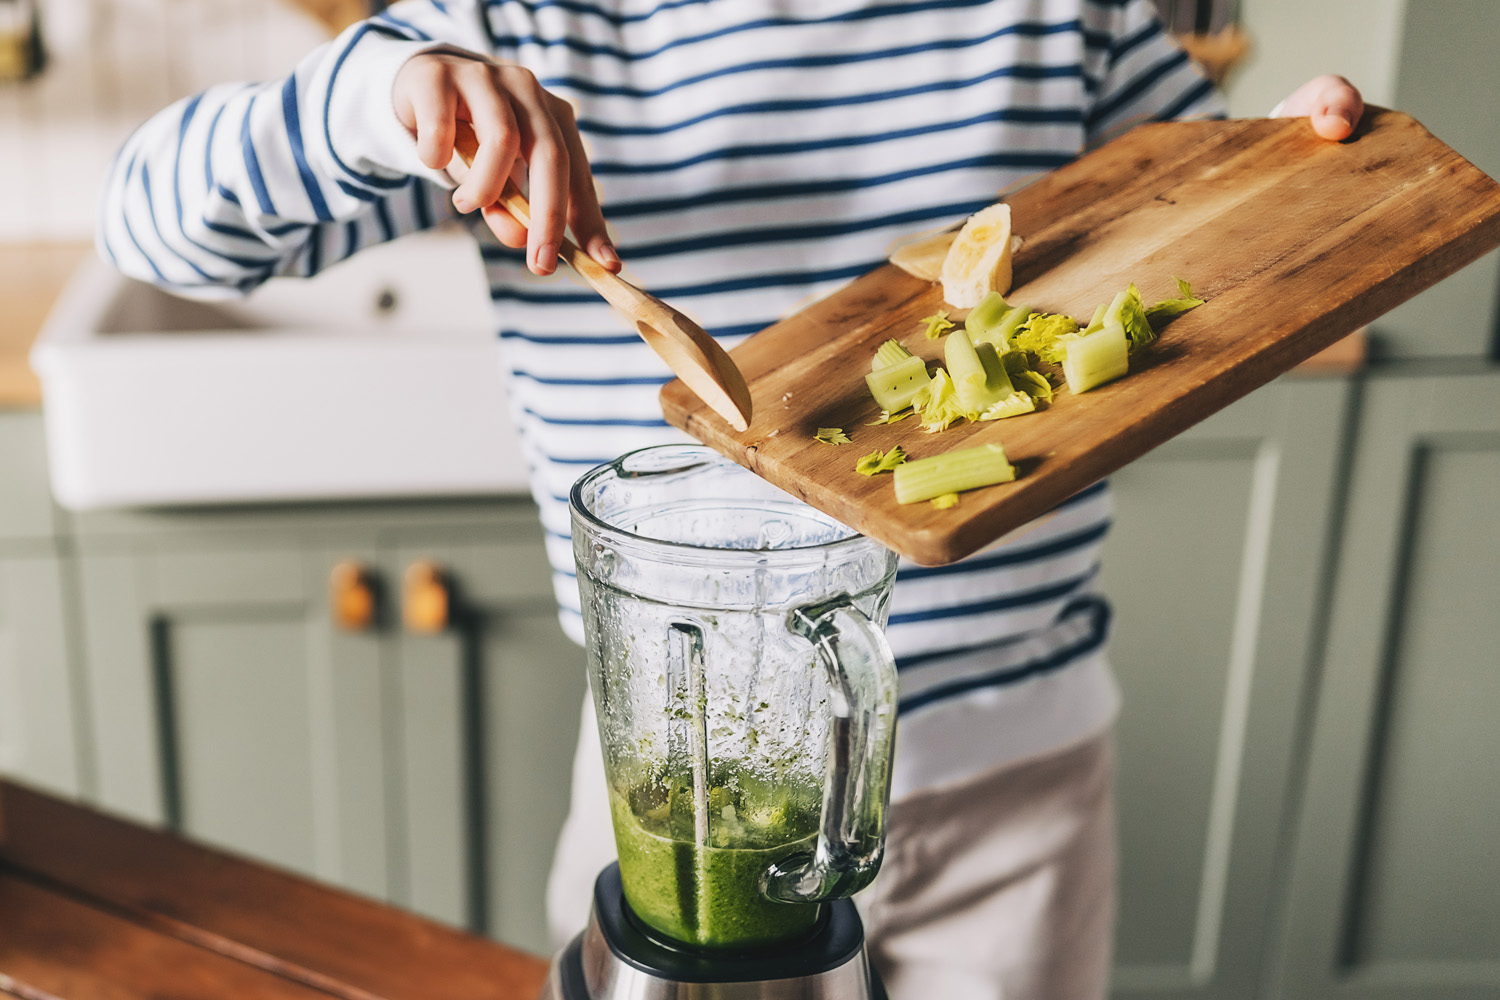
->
xmin=394 ymin=52 xmax=619 ymax=277
xmin=1274 ymin=75 xmax=1366 ymax=142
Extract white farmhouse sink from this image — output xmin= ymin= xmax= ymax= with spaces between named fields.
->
xmin=32 ymin=227 xmax=532 ymax=509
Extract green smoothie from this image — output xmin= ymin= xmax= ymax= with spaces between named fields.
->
xmin=608 ymin=773 xmax=823 ymax=949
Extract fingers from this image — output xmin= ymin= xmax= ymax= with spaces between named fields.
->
xmin=1274 ymin=74 xmax=1365 ymax=142
xmin=451 ymin=63 xmax=522 ymax=214
xmin=502 ymin=68 xmax=570 ymax=275
xmin=414 ymin=82 xmax=458 ymax=171
xmin=480 ymin=203 xmax=528 ymax=248
xmin=394 ymin=54 xmax=618 ymax=276
xmin=553 ymin=96 xmax=621 ymax=273
xmin=1310 ymin=77 xmax=1364 ymax=141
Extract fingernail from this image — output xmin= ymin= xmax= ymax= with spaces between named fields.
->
xmin=598 ymin=243 xmax=620 ymax=268
xmin=534 ymin=242 xmax=558 ymax=274
xmin=453 ymin=193 xmax=473 ymax=214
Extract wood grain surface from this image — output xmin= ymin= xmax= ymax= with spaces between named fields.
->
xmin=0 ymin=780 xmax=550 ymax=1000
xmin=661 ymin=109 xmax=1500 ymax=565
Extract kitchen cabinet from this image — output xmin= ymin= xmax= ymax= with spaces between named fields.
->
xmin=0 ymin=413 xmax=83 ymax=797
xmin=1104 ymin=374 xmax=1355 ymax=1000
xmin=1275 ymin=369 xmax=1500 ymax=1000
xmin=382 ymin=535 xmax=586 ymax=950
xmin=74 ymin=537 xmax=393 ymax=896
xmin=67 ymin=501 xmax=583 ymax=954
xmin=0 ymin=551 xmax=83 ymax=798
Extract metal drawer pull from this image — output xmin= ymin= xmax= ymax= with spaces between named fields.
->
xmin=403 ymin=560 xmax=450 ymax=634
xmin=330 ymin=561 xmax=378 ymax=632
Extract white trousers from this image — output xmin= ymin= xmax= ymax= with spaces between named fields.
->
xmin=546 ymin=698 xmax=1116 ymax=1000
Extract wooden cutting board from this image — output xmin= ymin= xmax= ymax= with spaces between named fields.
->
xmin=660 ymin=109 xmax=1500 ymax=565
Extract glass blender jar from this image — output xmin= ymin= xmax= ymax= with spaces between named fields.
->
xmin=563 ymin=443 xmax=898 ymax=989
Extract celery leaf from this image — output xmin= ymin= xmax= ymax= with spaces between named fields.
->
xmin=921 ymin=312 xmax=956 ymax=340
xmin=866 ymin=408 xmax=913 ymax=425
xmin=856 ymin=445 xmax=908 ymax=476
xmin=1145 ymin=276 xmax=1206 ymax=328
xmin=1014 ymin=312 xmax=1079 ymax=365
xmin=815 ymin=427 xmax=852 ymax=446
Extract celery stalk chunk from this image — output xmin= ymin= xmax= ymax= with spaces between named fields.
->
xmin=987 ymin=303 xmax=1033 ymax=351
xmin=865 ymin=355 xmax=931 ymax=412
xmin=1061 ymin=322 xmax=1129 ymax=393
xmin=1104 ymin=283 xmax=1154 ymax=351
xmin=873 ymin=339 xmax=915 ymax=371
xmin=944 ymin=329 xmax=1015 ymax=415
xmin=894 ymin=442 xmax=1016 ymax=504
xmin=964 ymin=292 xmax=1010 ymax=340
xmin=1084 ymin=303 xmax=1109 ymax=334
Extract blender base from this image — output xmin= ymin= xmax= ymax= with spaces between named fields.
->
xmin=540 ymin=864 xmax=887 ymax=1000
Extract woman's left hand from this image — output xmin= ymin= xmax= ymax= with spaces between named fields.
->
xmin=1274 ymin=75 xmax=1366 ymax=141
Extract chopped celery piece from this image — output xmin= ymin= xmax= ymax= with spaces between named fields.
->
xmin=1104 ymin=283 xmax=1154 ymax=351
xmin=1083 ymin=302 xmax=1109 ymax=334
xmin=987 ymin=303 xmax=1033 ymax=350
xmin=855 ymin=445 xmax=907 ymax=476
xmin=873 ymin=339 xmax=915 ymax=371
xmin=815 ymin=427 xmax=852 ymax=445
xmin=1010 ymin=368 xmax=1055 ymax=404
xmin=866 ymin=408 xmax=912 ymax=425
xmin=1061 ymin=323 xmax=1129 ymax=393
xmin=921 ymin=311 xmax=955 ymax=340
xmin=963 ymin=292 xmax=1010 ymax=340
xmin=894 ymin=441 xmax=1016 ymax=504
xmin=944 ymin=329 xmax=1015 ymax=416
xmin=930 ymin=493 xmax=960 ymax=509
xmin=912 ymin=368 xmax=968 ymax=433
xmin=1146 ymin=276 xmax=1206 ymax=326
xmin=1014 ymin=312 xmax=1079 ymax=365
xmin=865 ymin=355 xmax=931 ymax=412
xmin=979 ymin=391 xmax=1036 ymax=420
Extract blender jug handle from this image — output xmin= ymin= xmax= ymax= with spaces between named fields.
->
xmin=763 ymin=595 xmax=899 ymax=904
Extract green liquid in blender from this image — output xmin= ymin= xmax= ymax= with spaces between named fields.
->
xmin=608 ymin=774 xmax=823 ymax=949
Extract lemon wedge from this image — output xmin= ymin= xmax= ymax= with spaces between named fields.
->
xmin=889 ymin=229 xmax=958 ymax=282
xmin=940 ymin=203 xmax=1018 ymax=309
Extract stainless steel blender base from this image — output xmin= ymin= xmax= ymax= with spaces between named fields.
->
xmin=539 ymin=864 xmax=886 ymax=1000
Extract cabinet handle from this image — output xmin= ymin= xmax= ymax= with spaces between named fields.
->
xmin=330 ymin=561 xmax=379 ymax=632
xmin=403 ymin=560 xmax=451 ymax=634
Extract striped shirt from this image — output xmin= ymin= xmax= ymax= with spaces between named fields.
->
xmin=99 ymin=0 xmax=1223 ymax=791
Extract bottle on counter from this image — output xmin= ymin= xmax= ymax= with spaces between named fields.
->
xmin=0 ymin=0 xmax=44 ymax=83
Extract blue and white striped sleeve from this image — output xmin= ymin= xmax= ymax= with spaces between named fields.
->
xmin=97 ymin=0 xmax=497 ymax=298
xmin=1081 ymin=0 xmax=1226 ymax=145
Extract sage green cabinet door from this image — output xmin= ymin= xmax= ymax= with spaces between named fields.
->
xmin=383 ymin=532 xmax=585 ymax=954
xmin=1279 ymin=369 xmax=1500 ymax=1000
xmin=76 ymin=542 xmax=392 ymax=899
xmin=0 ymin=413 xmax=59 ymax=543
xmin=0 ymin=552 xmax=83 ymax=796
xmin=1103 ymin=376 xmax=1353 ymax=999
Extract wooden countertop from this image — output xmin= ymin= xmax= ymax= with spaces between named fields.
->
xmin=0 ymin=779 xmax=550 ymax=999
xmin=0 ymin=243 xmax=92 ymax=409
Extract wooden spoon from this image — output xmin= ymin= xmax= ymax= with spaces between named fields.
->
xmin=453 ymin=126 xmax=753 ymax=431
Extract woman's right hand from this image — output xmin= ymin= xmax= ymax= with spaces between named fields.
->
xmin=394 ymin=52 xmax=619 ymax=277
